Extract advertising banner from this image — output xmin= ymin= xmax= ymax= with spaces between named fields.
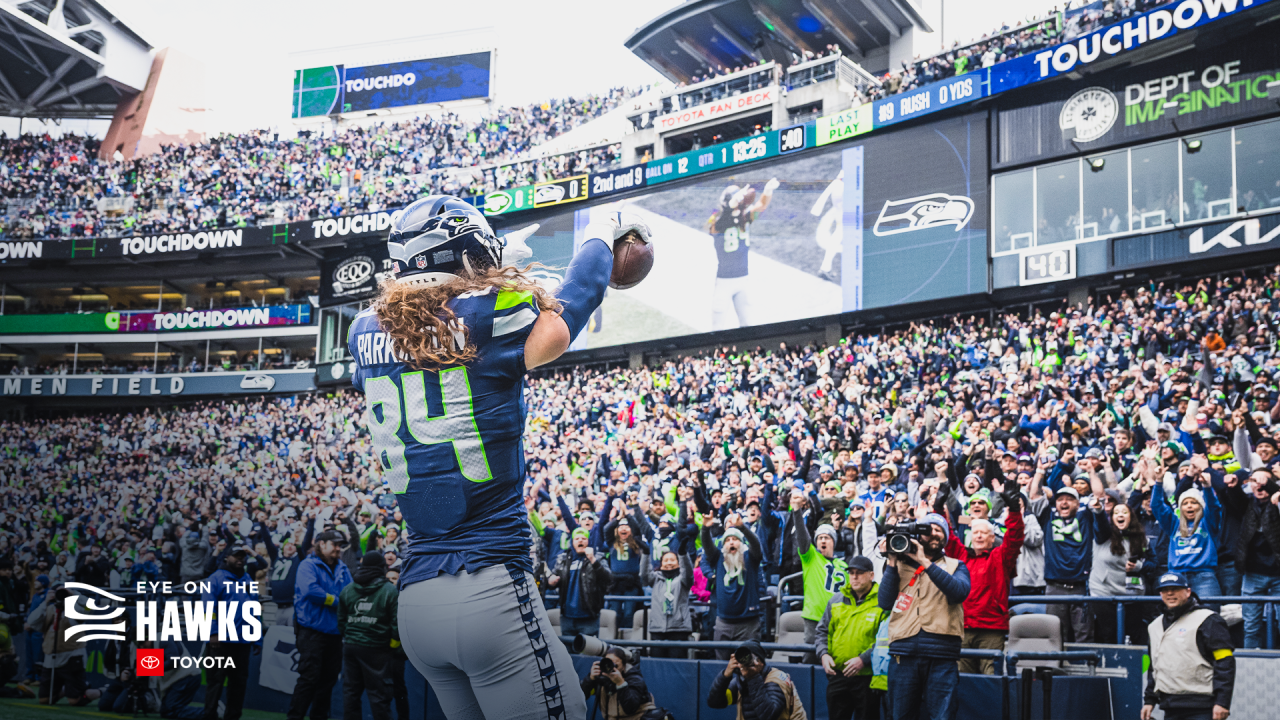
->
xmin=995 ymin=27 xmax=1280 ymax=166
xmin=815 ymin=104 xmax=873 ymax=146
xmin=341 ymin=52 xmax=491 ymax=113
xmin=292 ymin=65 xmax=344 ymax=119
xmin=258 ymin=625 xmax=301 ymax=694
xmin=320 ymin=243 xmax=394 ymax=307
xmin=989 ymin=0 xmax=1276 ymax=95
xmin=0 ymin=313 xmax=118 ymax=334
xmin=0 ymin=369 xmax=316 ymax=397
xmin=292 ymin=52 xmax=492 ymax=118
xmin=0 ymin=306 xmax=312 ymax=335
xmin=0 ymin=226 xmax=287 ymax=263
xmin=482 ymin=184 xmax=537 ymax=216
xmin=1111 ymin=211 xmax=1280 ymax=269
xmin=292 ymin=211 xmax=394 ymax=242
xmin=652 ymin=86 xmax=777 ymax=133
xmin=120 ymin=305 xmax=312 ymax=333
xmin=0 ymin=211 xmax=394 ymax=265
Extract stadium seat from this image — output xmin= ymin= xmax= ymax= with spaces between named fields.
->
xmin=621 ymin=609 xmax=650 ymax=641
xmin=775 ymin=611 xmax=807 ymax=663
xmin=597 ymin=609 xmax=618 ymax=640
xmin=1007 ymin=614 xmax=1062 ymax=670
xmin=547 ymin=608 xmax=561 ymax=638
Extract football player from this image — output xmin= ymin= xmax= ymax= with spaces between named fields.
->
xmin=707 ymin=178 xmax=779 ymax=330
xmin=348 ymin=195 xmax=648 ymax=720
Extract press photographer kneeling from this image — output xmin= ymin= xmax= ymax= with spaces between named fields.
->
xmin=707 ymin=640 xmax=807 ymax=720
xmin=578 ymin=638 xmax=669 ymax=720
xmin=877 ymin=514 xmax=971 ymax=720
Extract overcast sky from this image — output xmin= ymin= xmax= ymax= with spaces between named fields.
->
xmin=2 ymin=0 xmax=1065 ymax=137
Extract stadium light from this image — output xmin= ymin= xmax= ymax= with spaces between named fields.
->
xmin=1088 ymin=157 xmax=1105 ymax=172
xmin=1184 ymin=139 xmax=1203 ymax=153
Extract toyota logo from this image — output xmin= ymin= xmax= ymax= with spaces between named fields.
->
xmin=140 ymin=655 xmax=161 ymax=670
xmin=334 ymin=256 xmax=374 ymax=287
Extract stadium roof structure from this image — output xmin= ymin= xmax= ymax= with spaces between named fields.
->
xmin=626 ymin=0 xmax=931 ymax=82
xmin=0 ymin=0 xmax=152 ymax=119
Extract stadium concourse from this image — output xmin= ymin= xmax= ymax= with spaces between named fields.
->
xmin=2 ymin=262 xmax=1279 ymax=671
xmin=0 ymin=2 xmax=1162 ymax=245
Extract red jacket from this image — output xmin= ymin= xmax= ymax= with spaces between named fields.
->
xmin=945 ymin=505 xmax=1025 ymax=631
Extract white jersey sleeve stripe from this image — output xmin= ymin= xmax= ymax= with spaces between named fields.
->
xmin=492 ymin=308 xmax=537 ymax=337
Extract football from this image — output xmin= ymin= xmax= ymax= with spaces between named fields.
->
xmin=610 ymin=230 xmax=654 ymax=290
xmin=739 ymin=186 xmax=757 ymax=208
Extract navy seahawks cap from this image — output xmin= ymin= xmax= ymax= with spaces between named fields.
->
xmin=1156 ymin=571 xmax=1189 ymax=590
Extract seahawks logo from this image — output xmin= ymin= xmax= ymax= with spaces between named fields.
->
xmin=389 ymin=213 xmax=485 ymax=267
xmin=872 ymin=193 xmax=974 ymax=237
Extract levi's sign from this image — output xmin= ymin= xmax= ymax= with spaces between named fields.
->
xmin=653 ymin=87 xmax=776 ymax=133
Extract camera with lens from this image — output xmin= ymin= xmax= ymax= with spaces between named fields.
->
xmin=885 ymin=521 xmax=931 ymax=556
xmin=733 ymin=647 xmax=755 ymax=668
xmin=599 ymin=656 xmax=616 ymax=675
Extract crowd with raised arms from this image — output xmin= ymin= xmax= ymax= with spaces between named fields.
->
xmin=0 ymin=87 xmax=636 ymax=241
xmin=0 ymin=263 xmax=1279 ymax=705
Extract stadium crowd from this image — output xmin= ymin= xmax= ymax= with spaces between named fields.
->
xmin=0 ymin=87 xmax=636 ymax=241
xmin=863 ymin=0 xmax=1167 ymax=102
xmin=0 ymin=1 xmax=1197 ymax=249
xmin=0 ymin=262 xmax=1279 ymax=712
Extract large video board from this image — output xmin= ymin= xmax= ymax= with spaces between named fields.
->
xmin=493 ymin=111 xmax=989 ymax=349
xmin=292 ymin=52 xmax=491 ymax=118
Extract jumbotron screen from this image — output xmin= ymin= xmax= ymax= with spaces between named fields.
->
xmin=291 ymin=51 xmax=491 ymax=118
xmin=495 ymin=112 xmax=988 ymax=350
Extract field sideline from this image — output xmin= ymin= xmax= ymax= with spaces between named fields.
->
xmin=0 ymin=698 xmax=288 ymax=720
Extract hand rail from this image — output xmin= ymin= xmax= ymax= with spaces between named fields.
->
xmin=555 ymin=635 xmax=1101 ymax=680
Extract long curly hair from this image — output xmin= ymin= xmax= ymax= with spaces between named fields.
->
xmin=373 ymin=265 xmax=561 ymax=369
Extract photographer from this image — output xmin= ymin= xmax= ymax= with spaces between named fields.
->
xmin=876 ymin=514 xmax=970 ymax=720
xmin=707 ymin=640 xmax=807 ymax=720
xmin=582 ymin=647 xmax=664 ymax=720
xmin=37 ymin=582 xmax=102 ymax=706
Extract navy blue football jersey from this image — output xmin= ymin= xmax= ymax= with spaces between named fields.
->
xmin=711 ymin=207 xmax=753 ymax=279
xmin=348 ymin=286 xmax=541 ymax=587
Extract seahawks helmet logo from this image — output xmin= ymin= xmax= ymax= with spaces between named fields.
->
xmin=389 ymin=212 xmax=496 ymax=271
xmin=872 ymin=193 xmax=974 ymax=237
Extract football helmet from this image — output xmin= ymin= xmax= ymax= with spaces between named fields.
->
xmin=387 ymin=195 xmax=502 ymax=287
xmin=719 ymin=185 xmax=742 ymax=210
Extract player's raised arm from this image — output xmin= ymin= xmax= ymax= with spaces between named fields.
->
xmin=749 ymin=178 xmax=780 ymax=215
xmin=525 ymin=212 xmax=652 ymax=369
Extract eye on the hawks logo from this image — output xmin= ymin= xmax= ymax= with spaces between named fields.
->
xmin=136 ymin=648 xmax=165 ymax=676
xmin=64 ymin=582 xmax=128 ymax=642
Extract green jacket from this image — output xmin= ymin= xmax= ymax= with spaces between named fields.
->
xmin=814 ymin=582 xmax=886 ymax=679
xmin=337 ymin=576 xmax=399 ymax=648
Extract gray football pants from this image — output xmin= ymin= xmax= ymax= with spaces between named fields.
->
xmin=399 ymin=563 xmax=587 ymax=720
